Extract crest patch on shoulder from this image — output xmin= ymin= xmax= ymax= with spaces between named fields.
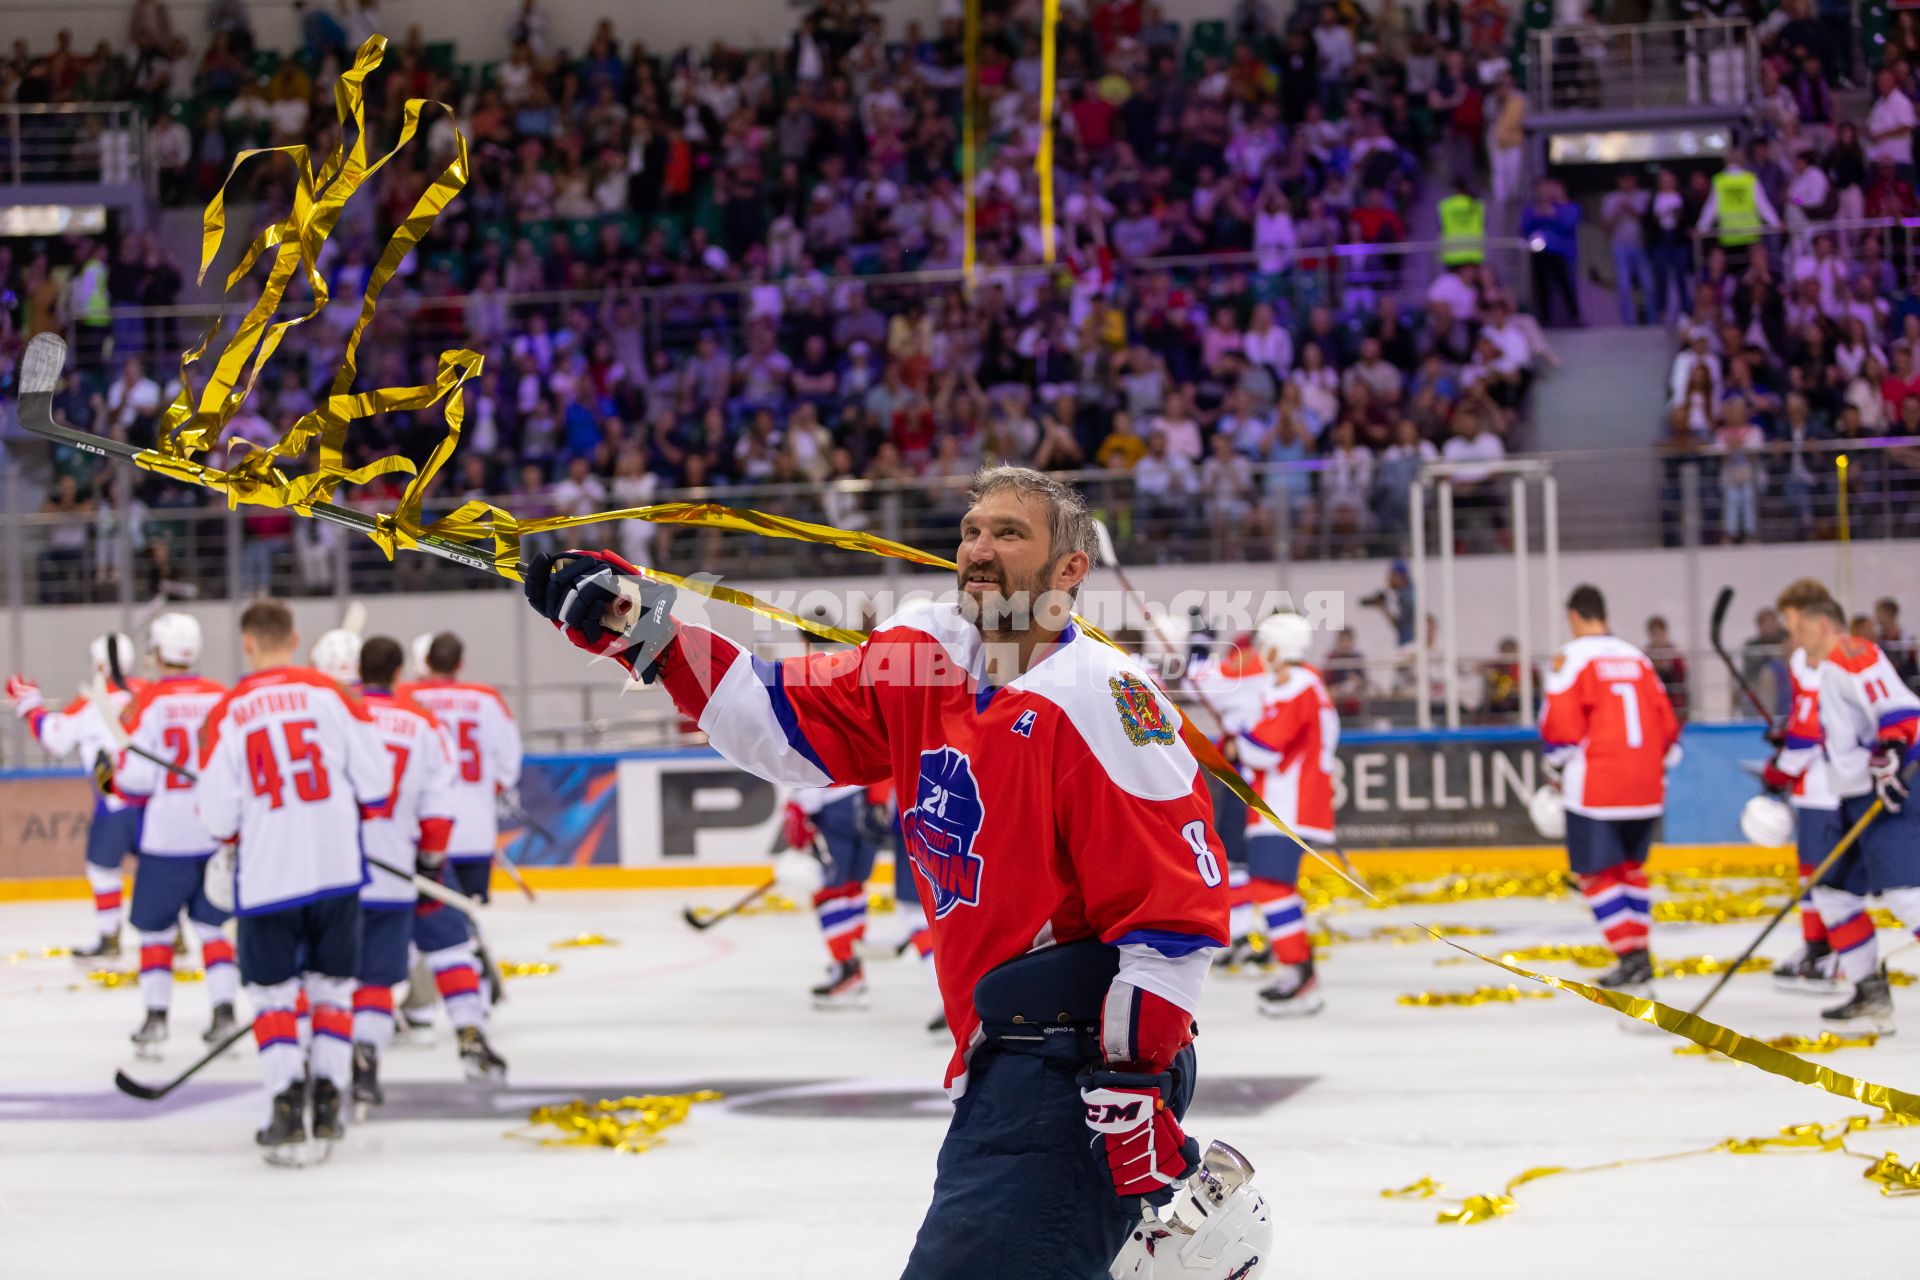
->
xmin=1550 ymin=655 xmax=1566 ymax=673
xmin=1109 ymin=674 xmax=1176 ymax=746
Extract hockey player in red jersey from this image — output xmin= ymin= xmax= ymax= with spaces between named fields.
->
xmin=195 ymin=600 xmax=392 ymax=1162
xmin=1539 ymin=585 xmax=1681 ymax=997
xmin=1772 ymin=580 xmax=1920 ymax=1033
xmin=6 ymin=633 xmax=144 ymax=957
xmin=522 ymin=466 xmax=1267 ymax=1279
xmin=350 ymin=636 xmax=507 ymax=1104
xmin=402 ymin=633 xmax=523 ymax=909
xmin=112 ymin=614 xmax=235 ymax=1054
xmin=1760 ymin=637 xmax=1843 ymax=994
xmin=1234 ymin=613 xmax=1338 ymax=1018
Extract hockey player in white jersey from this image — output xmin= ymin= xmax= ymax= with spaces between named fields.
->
xmin=196 ymin=600 xmax=391 ymax=1162
xmin=350 ymin=636 xmax=506 ymax=1105
xmin=112 ymin=614 xmax=234 ymax=1054
xmin=7 ymin=633 xmax=143 ymax=956
xmin=1759 ymin=642 xmax=1843 ymax=994
xmin=1772 ymin=580 xmax=1920 ymax=1033
xmin=403 ymin=632 xmax=523 ymax=909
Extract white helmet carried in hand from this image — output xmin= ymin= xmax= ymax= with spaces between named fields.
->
xmin=1110 ymin=1142 xmax=1272 ymax=1280
xmin=1740 ymin=794 xmax=1796 ymax=847
xmin=1527 ymin=785 xmax=1566 ymax=840
xmin=90 ymin=632 xmax=134 ymax=678
xmin=771 ymin=849 xmax=825 ymax=895
xmin=149 ymin=612 xmax=203 ymax=668
xmin=1254 ymin=612 xmax=1313 ymax=667
xmin=409 ymin=632 xmax=438 ymax=680
xmin=203 ymin=843 xmax=237 ymax=914
xmin=310 ymin=629 xmax=363 ymax=687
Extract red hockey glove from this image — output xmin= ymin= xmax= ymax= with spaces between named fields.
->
xmin=7 ymin=674 xmax=43 ymax=720
xmin=417 ymin=816 xmax=453 ymax=876
xmin=781 ymin=801 xmax=815 ymax=852
xmin=1870 ymin=740 xmax=1910 ymax=814
xmin=1759 ymin=756 xmax=1796 ymax=799
xmin=522 ymin=550 xmax=678 ymax=679
xmin=1079 ymin=1066 xmax=1200 ymax=1203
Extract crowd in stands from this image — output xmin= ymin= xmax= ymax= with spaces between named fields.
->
xmin=3 ymin=0 xmax=1575 ymax=601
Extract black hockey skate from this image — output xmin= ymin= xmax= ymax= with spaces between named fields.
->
xmin=1821 ymin=973 xmax=1895 ymax=1036
xmin=1256 ymin=958 xmax=1325 ymax=1018
xmin=1595 ymin=949 xmax=1655 ymax=997
xmin=1211 ymin=937 xmax=1255 ymax=971
xmin=457 ymin=1026 xmax=509 ymax=1082
xmin=1772 ymin=940 xmax=1840 ymax=996
xmin=809 ymin=958 xmax=868 ymax=1009
xmin=310 ymin=1077 xmax=347 ymax=1142
xmin=926 ymin=1009 xmax=950 ymax=1036
xmin=352 ymin=1042 xmax=384 ymax=1109
xmin=202 ymin=1002 xmax=238 ymax=1045
xmin=71 ymin=932 xmax=121 ymax=961
xmin=130 ymin=1009 xmax=168 ymax=1059
xmin=256 ymin=1083 xmax=310 ymax=1167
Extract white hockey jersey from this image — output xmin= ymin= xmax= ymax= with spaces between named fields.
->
xmin=1816 ymin=636 xmax=1920 ymax=800
xmin=195 ymin=666 xmax=392 ymax=915
xmin=28 ymin=682 xmax=141 ymax=813
xmin=117 ymin=675 xmax=226 ymax=855
xmin=401 ymin=678 xmax=523 ymax=859
xmin=1778 ymin=648 xmax=1837 ymax=811
xmin=358 ymin=689 xmax=458 ymax=907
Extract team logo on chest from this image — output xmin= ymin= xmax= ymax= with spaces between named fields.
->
xmin=900 ymin=747 xmax=986 ymax=920
xmin=1108 ymin=674 xmax=1175 ymax=746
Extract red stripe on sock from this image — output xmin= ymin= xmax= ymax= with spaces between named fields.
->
xmin=811 ymin=882 xmax=864 ymax=909
xmin=1829 ymin=913 xmax=1875 ymax=951
xmin=1247 ymin=877 xmax=1296 ymax=900
xmin=295 ymin=991 xmax=310 ymax=1017
xmin=1227 ymin=880 xmax=1259 ymax=908
xmin=1271 ymin=932 xmax=1311 ymax=964
xmin=1602 ymin=920 xmax=1650 ymax=955
xmin=826 ymin=932 xmax=858 ymax=963
xmin=434 ymin=965 xmax=480 ymax=998
xmin=311 ymin=1006 xmax=352 ymax=1040
xmin=94 ymin=890 xmax=122 ymax=910
xmin=201 ymin=938 xmax=234 ymax=966
xmin=353 ymin=986 xmax=394 ymax=1014
xmin=253 ymin=1010 xmax=298 ymax=1048
xmin=138 ymin=944 xmax=172 ymax=973
xmin=1577 ymin=865 xmax=1627 ymax=898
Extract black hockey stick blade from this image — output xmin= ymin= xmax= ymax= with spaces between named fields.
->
xmin=682 ymin=879 xmax=776 ymax=930
xmin=1706 ymin=586 xmax=1775 ymax=722
xmin=1709 ymin=587 xmax=1735 ymax=651
xmin=105 ymin=632 xmax=130 ymax=693
xmin=15 ymin=333 xmax=517 ymax=580
xmin=114 ymin=1017 xmax=256 ymax=1101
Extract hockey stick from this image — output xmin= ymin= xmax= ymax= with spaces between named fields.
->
xmin=494 ymin=849 xmax=538 ymax=903
xmin=114 ymin=1016 xmax=257 ymax=1100
xmin=1709 ymin=587 xmax=1778 ymax=724
xmin=1685 ymin=762 xmax=1917 ymax=1018
xmin=17 ymin=334 xmax=515 ymax=580
xmin=680 ymin=878 xmax=777 ymax=931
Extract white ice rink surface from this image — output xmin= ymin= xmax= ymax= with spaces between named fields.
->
xmin=2 ymin=884 xmax=1916 ymax=1279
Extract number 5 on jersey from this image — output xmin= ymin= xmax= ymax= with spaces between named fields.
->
xmin=246 ymin=719 xmax=332 ymax=808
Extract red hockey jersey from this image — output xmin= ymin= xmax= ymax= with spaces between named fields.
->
xmin=1234 ymin=665 xmax=1338 ymax=843
xmin=1817 ymin=636 xmax=1920 ymax=800
xmin=1539 ymin=635 xmax=1680 ymax=819
xmin=654 ymin=601 xmax=1230 ymax=1095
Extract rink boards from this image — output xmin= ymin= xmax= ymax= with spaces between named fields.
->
xmin=0 ymin=723 xmax=1778 ymax=898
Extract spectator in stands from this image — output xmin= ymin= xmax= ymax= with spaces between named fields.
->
xmin=1441 ymin=403 xmax=1505 ymax=547
xmin=1742 ymin=607 xmax=1791 ymax=716
xmin=1877 ymin=597 xmax=1920 ymax=685
xmin=1715 ymin=398 xmax=1766 ymax=543
xmin=1602 ymin=171 xmax=1655 ymax=326
xmin=1867 ymin=66 xmax=1916 ymax=176
xmin=1520 ymin=178 xmax=1581 ymax=328
xmin=1324 ymin=625 xmax=1369 ymax=717
xmin=1645 ymin=616 xmax=1690 ymax=720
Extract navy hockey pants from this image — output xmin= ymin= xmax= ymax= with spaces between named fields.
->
xmin=449 ymin=857 xmax=493 ymax=904
xmin=900 ymin=1036 xmax=1198 ymax=1280
xmin=1824 ymin=792 xmax=1920 ymax=895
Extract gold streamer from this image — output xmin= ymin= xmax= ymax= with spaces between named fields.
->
xmin=550 ymin=933 xmax=620 ymax=950
xmin=1398 ymin=985 xmax=1556 ymax=1008
xmin=507 ymin=1091 xmax=722 ymax=1154
xmin=685 ymin=892 xmax=799 ymax=925
xmin=1380 ymin=1177 xmax=1444 ymax=1200
xmin=1675 ymin=1031 xmax=1879 ymax=1057
xmin=497 ymin=960 xmax=559 ymax=980
xmin=86 ymin=967 xmax=205 ymax=989
xmin=1036 ymin=0 xmax=1059 ymax=263
xmin=1863 ymin=1152 xmax=1920 ymax=1195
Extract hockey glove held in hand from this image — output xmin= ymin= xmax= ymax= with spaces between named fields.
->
xmin=523 ymin=550 xmax=678 ymax=680
xmin=1080 ymin=1066 xmax=1200 ymax=1204
xmin=1869 ymin=740 xmax=1911 ymax=813
xmin=6 ymin=674 xmax=43 ymax=720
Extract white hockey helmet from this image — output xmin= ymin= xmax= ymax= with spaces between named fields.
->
xmin=1527 ymin=785 xmax=1566 ymax=840
xmin=310 ymin=628 xmax=363 ymax=687
xmin=771 ymin=849 xmax=826 ymax=895
xmin=203 ymin=843 xmax=237 ymax=915
xmin=1110 ymin=1142 xmax=1273 ymax=1280
xmin=1254 ymin=612 xmax=1313 ymax=666
xmin=409 ymin=632 xmax=438 ymax=679
xmin=148 ymin=612 xmax=203 ymax=668
xmin=90 ymin=632 xmax=134 ymax=678
xmin=1740 ymin=794 xmax=1796 ymax=847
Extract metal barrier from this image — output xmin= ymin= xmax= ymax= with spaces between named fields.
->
xmin=1527 ymin=19 xmax=1757 ymax=114
xmin=0 ymin=103 xmax=151 ymax=189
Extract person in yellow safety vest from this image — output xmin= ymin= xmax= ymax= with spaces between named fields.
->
xmin=1695 ymin=148 xmax=1781 ymax=248
xmin=1439 ymin=178 xmax=1486 ymax=266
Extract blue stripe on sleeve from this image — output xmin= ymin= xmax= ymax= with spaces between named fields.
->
xmin=1784 ymin=733 xmax=1820 ymax=749
xmin=750 ymin=655 xmax=831 ymax=778
xmin=1114 ymin=928 xmax=1220 ymax=958
xmin=1877 ymin=709 xmax=1918 ymax=731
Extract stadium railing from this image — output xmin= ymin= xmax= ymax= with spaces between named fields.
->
xmin=1526 ymin=18 xmax=1757 ymax=115
xmin=0 ymin=102 xmax=152 ymax=190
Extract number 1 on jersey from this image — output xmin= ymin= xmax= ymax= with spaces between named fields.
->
xmin=1609 ymin=681 xmax=1644 ymax=749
